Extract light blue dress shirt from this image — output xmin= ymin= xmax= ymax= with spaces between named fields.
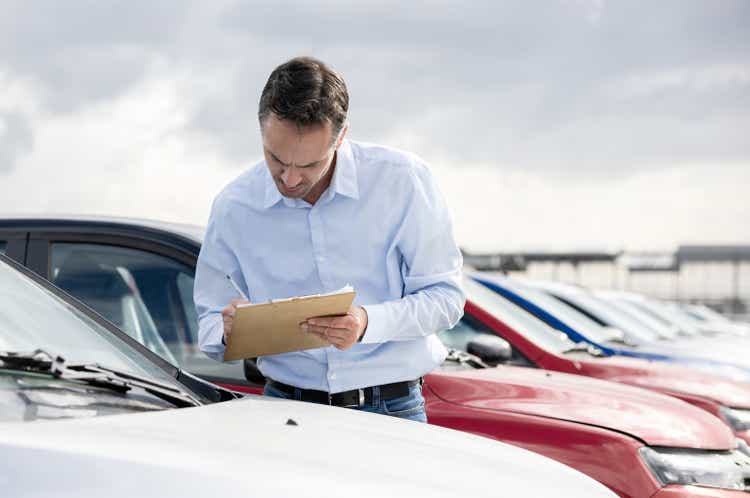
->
xmin=194 ymin=139 xmax=465 ymax=393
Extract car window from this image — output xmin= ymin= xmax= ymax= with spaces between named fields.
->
xmin=687 ymin=304 xmax=729 ymax=323
xmin=607 ymin=298 xmax=672 ymax=340
xmin=176 ymin=272 xmax=199 ymax=341
xmin=50 ymin=243 xmax=245 ymax=384
xmin=555 ymin=291 xmax=665 ymax=342
xmin=0 ymin=258 xmax=175 ymax=384
xmin=0 ymin=241 xmax=6 ymax=255
xmin=505 ymin=282 xmax=619 ymax=343
xmin=438 ymin=315 xmax=495 ymax=352
xmin=439 ymin=314 xmax=532 ymax=367
xmin=464 ymin=278 xmax=575 ymax=353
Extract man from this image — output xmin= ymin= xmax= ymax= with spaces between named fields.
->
xmin=194 ymin=57 xmax=464 ymax=422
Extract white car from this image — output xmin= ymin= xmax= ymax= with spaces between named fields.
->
xmin=0 ymin=255 xmax=616 ymax=498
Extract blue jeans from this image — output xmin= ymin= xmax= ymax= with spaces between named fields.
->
xmin=263 ymin=382 xmax=427 ymax=423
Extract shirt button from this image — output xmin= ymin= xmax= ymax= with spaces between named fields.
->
xmin=328 ymin=372 xmax=337 ymax=380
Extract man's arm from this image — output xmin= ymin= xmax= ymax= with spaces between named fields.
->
xmin=302 ymin=160 xmax=464 ymax=348
xmin=193 ymin=201 xmax=248 ymax=361
xmin=362 ymin=159 xmax=465 ymax=343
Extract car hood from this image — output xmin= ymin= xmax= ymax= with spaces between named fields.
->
xmin=427 ymin=366 xmax=735 ymax=449
xmin=0 ymin=393 xmax=616 ymax=498
xmin=579 ymin=355 xmax=750 ymax=410
xmin=632 ymin=340 xmax=750 ymax=382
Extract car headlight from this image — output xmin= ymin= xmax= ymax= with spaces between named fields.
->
xmin=639 ymin=447 xmax=750 ymax=490
xmin=720 ymin=407 xmax=750 ymax=432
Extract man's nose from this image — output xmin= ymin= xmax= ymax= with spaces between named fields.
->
xmin=281 ymin=167 xmax=301 ymax=187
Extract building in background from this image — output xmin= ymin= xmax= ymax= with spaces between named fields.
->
xmin=463 ymin=245 xmax=750 ymax=320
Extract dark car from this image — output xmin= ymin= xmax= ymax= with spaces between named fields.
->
xmin=0 ymin=216 xmax=247 ymax=386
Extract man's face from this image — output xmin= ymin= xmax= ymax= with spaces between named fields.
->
xmin=261 ymin=115 xmax=342 ymax=201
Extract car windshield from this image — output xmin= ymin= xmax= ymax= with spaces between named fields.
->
xmin=685 ymin=304 xmax=730 ymax=323
xmin=681 ymin=306 xmax=709 ymax=322
xmin=607 ymin=298 xmax=677 ymax=339
xmin=0 ymin=258 xmax=176 ymax=384
xmin=628 ymin=299 xmax=700 ymax=336
xmin=665 ymin=304 xmax=712 ymax=326
xmin=464 ymin=278 xmax=575 ymax=354
xmin=547 ymin=288 xmax=665 ymax=343
xmin=500 ymin=280 xmax=619 ymax=343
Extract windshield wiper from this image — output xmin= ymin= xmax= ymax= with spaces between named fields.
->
xmin=0 ymin=349 xmax=201 ymax=408
xmin=562 ymin=342 xmax=604 ymax=357
xmin=444 ymin=349 xmax=489 ymax=369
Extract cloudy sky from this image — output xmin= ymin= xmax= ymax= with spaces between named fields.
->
xmin=1 ymin=0 xmax=748 ymax=252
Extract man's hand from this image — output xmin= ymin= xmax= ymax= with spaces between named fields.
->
xmin=302 ymin=305 xmax=368 ymax=350
xmin=222 ymin=298 xmax=251 ymax=345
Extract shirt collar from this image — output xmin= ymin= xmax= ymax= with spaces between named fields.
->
xmin=261 ymin=139 xmax=359 ymax=210
xmin=262 ymin=167 xmax=283 ymax=210
xmin=328 ymin=139 xmax=360 ymax=201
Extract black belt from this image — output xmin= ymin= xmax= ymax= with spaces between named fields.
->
xmin=267 ymin=378 xmax=421 ymax=408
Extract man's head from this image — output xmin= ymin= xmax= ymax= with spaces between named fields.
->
xmin=258 ymin=57 xmax=349 ymax=202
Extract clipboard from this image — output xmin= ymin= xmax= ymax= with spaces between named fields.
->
xmin=223 ymin=290 xmax=357 ymax=361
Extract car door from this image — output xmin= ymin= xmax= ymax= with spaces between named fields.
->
xmin=0 ymin=230 xmax=27 ymax=264
xmin=28 ymin=227 xmax=260 ymax=393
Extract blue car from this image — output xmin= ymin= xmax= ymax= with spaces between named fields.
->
xmin=473 ymin=273 xmax=750 ymax=382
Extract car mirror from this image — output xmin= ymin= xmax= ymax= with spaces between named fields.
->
xmin=243 ymin=358 xmax=266 ymax=385
xmin=466 ymin=335 xmax=512 ymax=366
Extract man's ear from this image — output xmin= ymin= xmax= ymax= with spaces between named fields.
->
xmin=335 ymin=122 xmax=349 ymax=149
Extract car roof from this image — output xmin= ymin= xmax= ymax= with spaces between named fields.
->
xmin=0 ymin=214 xmax=206 ymax=243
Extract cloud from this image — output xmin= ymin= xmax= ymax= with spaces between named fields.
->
xmin=433 ymin=161 xmax=750 ymax=252
xmin=0 ymin=0 xmax=193 ymax=112
xmin=0 ymin=112 xmax=34 ymax=172
xmin=1 ymin=0 xmax=748 ymax=176
xmin=204 ymin=0 xmax=750 ymax=176
xmin=0 ymin=73 xmax=240 ymax=221
xmin=0 ymin=0 xmax=747 ymax=251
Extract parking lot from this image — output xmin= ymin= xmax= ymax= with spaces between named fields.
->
xmin=2 ymin=2 xmax=749 ymax=497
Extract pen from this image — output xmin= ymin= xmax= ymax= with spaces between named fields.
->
xmin=225 ymin=274 xmax=249 ymax=301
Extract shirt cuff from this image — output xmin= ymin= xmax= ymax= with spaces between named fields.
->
xmin=360 ymin=303 xmax=389 ymax=344
xmin=198 ymin=314 xmax=227 ymax=362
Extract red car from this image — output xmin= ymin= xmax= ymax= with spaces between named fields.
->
xmin=462 ymin=276 xmax=750 ymax=447
xmin=2 ymin=216 xmax=749 ymax=497
xmin=426 ymin=361 xmax=749 ymax=498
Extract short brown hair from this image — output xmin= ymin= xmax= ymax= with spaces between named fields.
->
xmin=258 ymin=57 xmax=349 ymax=136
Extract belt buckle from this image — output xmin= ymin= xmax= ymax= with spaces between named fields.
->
xmin=341 ymin=388 xmax=365 ymax=408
